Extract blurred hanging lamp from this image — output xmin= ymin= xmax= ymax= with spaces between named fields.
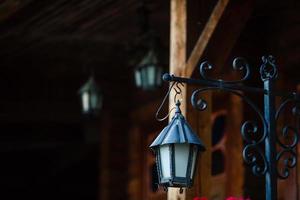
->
xmin=133 ymin=0 xmax=164 ymax=91
xmin=134 ymin=46 xmax=163 ymax=90
xmin=78 ymin=74 xmax=102 ymax=116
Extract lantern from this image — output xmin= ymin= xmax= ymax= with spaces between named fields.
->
xmin=134 ymin=49 xmax=163 ymax=90
xmin=150 ymin=101 xmax=206 ymax=189
xmin=78 ymin=76 xmax=102 ymax=115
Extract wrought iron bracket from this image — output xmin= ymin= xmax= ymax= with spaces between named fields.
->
xmin=162 ymin=55 xmax=300 ymax=200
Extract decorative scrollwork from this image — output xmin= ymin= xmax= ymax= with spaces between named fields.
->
xmin=275 ymin=97 xmax=299 ymax=179
xmin=260 ymin=55 xmax=278 ymax=81
xmin=199 ymin=57 xmax=250 ymax=83
xmin=191 ymin=86 xmax=268 ymax=177
xmin=277 ymin=125 xmax=298 ymax=149
xmin=276 ymin=149 xmax=297 ymax=179
xmin=292 ymin=104 xmax=300 ymax=117
xmin=241 ymin=121 xmax=264 ymax=144
xmin=276 ymin=98 xmax=295 ymax=120
xmin=243 ymin=144 xmax=268 ymax=176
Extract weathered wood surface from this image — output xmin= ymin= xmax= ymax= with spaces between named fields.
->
xmin=186 ymin=86 xmax=212 ymax=199
xmin=185 ymin=0 xmax=230 ymax=77
xmin=225 ymin=94 xmax=244 ymax=197
xmin=99 ymin=112 xmax=111 ymax=200
xmin=168 ymin=0 xmax=187 ymax=199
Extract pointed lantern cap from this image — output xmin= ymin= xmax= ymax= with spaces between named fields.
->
xmin=78 ymin=76 xmax=100 ymax=94
xmin=150 ymin=101 xmax=206 ymax=151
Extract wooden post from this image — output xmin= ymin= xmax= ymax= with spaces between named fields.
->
xmin=99 ymin=112 xmax=111 ymax=200
xmin=225 ymin=94 xmax=244 ymax=197
xmin=128 ymin=126 xmax=143 ymax=200
xmin=186 ymin=86 xmax=212 ymax=199
xmin=168 ymin=0 xmax=187 ymax=199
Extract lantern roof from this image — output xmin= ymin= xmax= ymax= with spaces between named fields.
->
xmin=150 ymin=102 xmax=206 ymax=151
xmin=137 ymin=48 xmax=158 ymax=68
xmin=78 ymin=76 xmax=100 ymax=94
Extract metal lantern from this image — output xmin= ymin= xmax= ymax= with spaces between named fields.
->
xmin=78 ymin=76 xmax=102 ymax=115
xmin=150 ymin=101 xmax=206 ymax=189
xmin=134 ymin=49 xmax=163 ymax=90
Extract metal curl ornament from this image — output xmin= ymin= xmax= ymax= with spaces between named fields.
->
xmin=276 ymin=98 xmax=297 ymax=120
xmin=292 ymin=104 xmax=300 ymax=117
xmin=199 ymin=57 xmax=250 ymax=83
xmin=241 ymin=121 xmax=261 ymax=144
xmin=276 ymin=149 xmax=297 ymax=179
xmin=243 ymin=144 xmax=268 ymax=176
xmin=260 ymin=55 xmax=278 ymax=81
xmin=277 ymin=125 xmax=298 ymax=149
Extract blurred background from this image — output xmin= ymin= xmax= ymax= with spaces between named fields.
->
xmin=0 ymin=0 xmax=299 ymax=200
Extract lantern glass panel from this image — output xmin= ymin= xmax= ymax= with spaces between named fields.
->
xmin=190 ymin=145 xmax=198 ymax=179
xmin=156 ymin=67 xmax=162 ymax=86
xmin=146 ymin=65 xmax=156 ymax=87
xmin=134 ymin=69 xmax=142 ymax=87
xmin=159 ymin=145 xmax=171 ymax=178
xmin=141 ymin=67 xmax=149 ymax=89
xmin=82 ymin=92 xmax=90 ymax=113
xmin=174 ymin=143 xmax=190 ymax=177
xmin=90 ymin=92 xmax=100 ymax=109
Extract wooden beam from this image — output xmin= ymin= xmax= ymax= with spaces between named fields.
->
xmin=169 ymin=0 xmax=187 ymax=77
xmin=225 ymin=94 xmax=244 ymax=197
xmin=186 ymin=86 xmax=212 ymax=199
xmin=127 ymin=126 xmax=143 ymax=200
xmin=185 ymin=0 xmax=230 ymax=78
xmin=99 ymin=112 xmax=111 ymax=200
xmin=0 ymin=0 xmax=31 ymax=21
xmin=203 ymin=0 xmax=254 ymax=74
xmin=168 ymin=0 xmax=187 ymax=199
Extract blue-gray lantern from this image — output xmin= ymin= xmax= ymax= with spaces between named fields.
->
xmin=150 ymin=102 xmax=206 ymax=189
xmin=78 ymin=76 xmax=102 ymax=115
xmin=134 ymin=49 xmax=163 ymax=90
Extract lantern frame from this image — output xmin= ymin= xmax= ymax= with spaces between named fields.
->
xmin=134 ymin=48 xmax=163 ymax=90
xmin=150 ymin=101 xmax=206 ymax=189
xmin=78 ymin=76 xmax=102 ymax=115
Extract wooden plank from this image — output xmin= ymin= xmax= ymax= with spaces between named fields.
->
xmin=128 ymin=126 xmax=143 ymax=200
xmin=99 ymin=112 xmax=111 ymax=200
xmin=0 ymin=0 xmax=32 ymax=21
xmin=169 ymin=0 xmax=187 ymax=77
xmin=196 ymin=91 xmax=212 ymax=198
xmin=202 ymin=0 xmax=254 ymax=73
xmin=225 ymin=94 xmax=244 ymax=197
xmin=168 ymin=0 xmax=187 ymax=199
xmin=185 ymin=0 xmax=230 ymax=78
xmin=186 ymin=86 xmax=212 ymax=199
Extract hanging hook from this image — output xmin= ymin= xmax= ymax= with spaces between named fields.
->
xmin=173 ymin=82 xmax=184 ymax=104
xmin=155 ymin=81 xmax=184 ymax=121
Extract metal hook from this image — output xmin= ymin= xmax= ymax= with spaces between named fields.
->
xmin=173 ymin=82 xmax=184 ymax=104
xmin=155 ymin=80 xmax=184 ymax=122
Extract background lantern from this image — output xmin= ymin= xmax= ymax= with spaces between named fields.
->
xmin=78 ymin=76 xmax=102 ymax=115
xmin=150 ymin=101 xmax=206 ymax=189
xmin=134 ymin=48 xmax=163 ymax=90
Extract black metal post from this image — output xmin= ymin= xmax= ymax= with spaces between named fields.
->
xmin=264 ymin=78 xmax=277 ymax=200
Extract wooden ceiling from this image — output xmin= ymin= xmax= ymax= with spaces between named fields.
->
xmin=0 ymin=0 xmax=299 ymax=122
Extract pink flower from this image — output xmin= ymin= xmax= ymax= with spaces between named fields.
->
xmin=226 ymin=197 xmax=251 ymax=200
xmin=193 ymin=196 xmax=250 ymax=200
xmin=193 ymin=197 xmax=208 ymax=200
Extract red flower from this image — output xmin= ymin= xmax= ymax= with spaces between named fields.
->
xmin=226 ymin=197 xmax=251 ymax=200
xmin=194 ymin=196 xmax=250 ymax=200
xmin=193 ymin=197 xmax=208 ymax=200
